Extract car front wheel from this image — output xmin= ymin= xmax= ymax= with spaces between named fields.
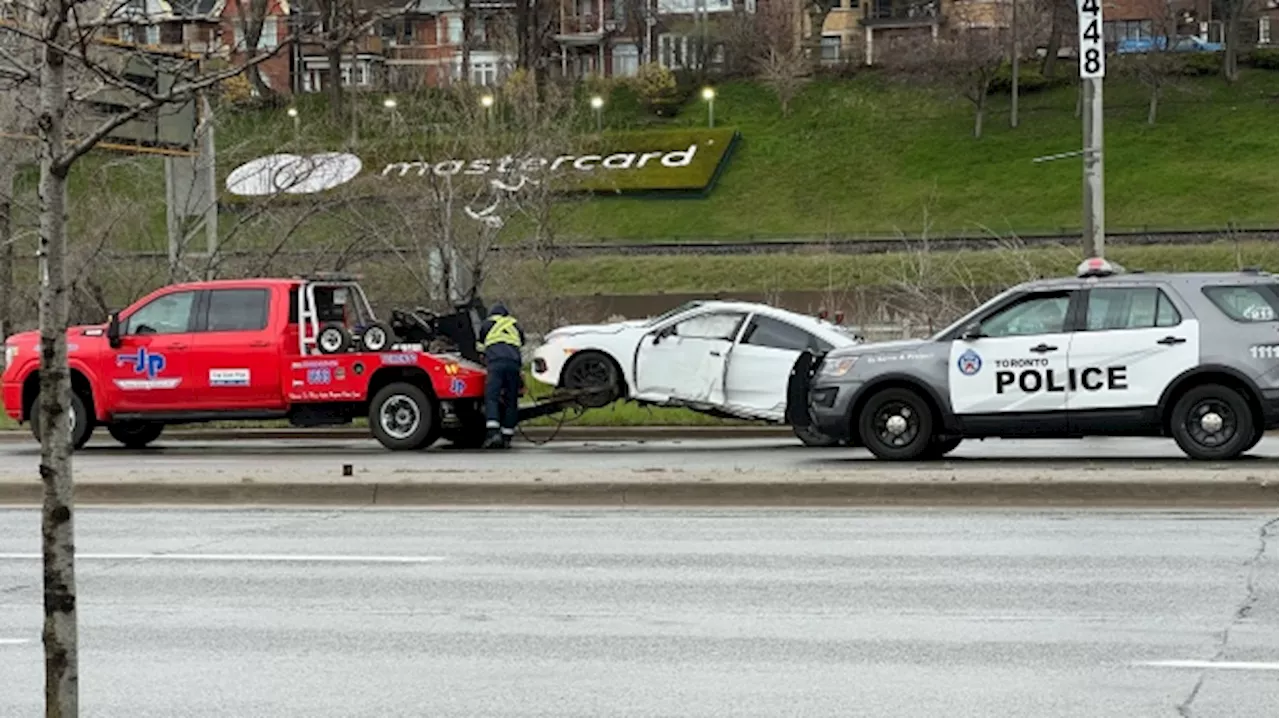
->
xmin=857 ymin=387 xmax=934 ymax=461
xmin=1170 ymin=384 xmax=1254 ymax=460
xmin=30 ymin=391 xmax=94 ymax=451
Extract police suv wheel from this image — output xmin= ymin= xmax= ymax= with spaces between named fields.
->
xmin=360 ymin=322 xmax=392 ymax=353
xmin=30 ymin=391 xmax=94 ymax=451
xmin=921 ymin=436 xmax=963 ymax=460
xmin=857 ymin=387 xmax=934 ymax=461
xmin=317 ymin=323 xmax=350 ymax=354
xmin=369 ymin=382 xmax=438 ymax=451
xmin=1170 ymin=384 xmax=1255 ymax=461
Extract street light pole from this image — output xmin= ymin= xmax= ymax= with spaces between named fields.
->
xmin=701 ymin=86 xmax=715 ymax=128
xmin=590 ymin=95 xmax=604 ymax=132
xmin=1077 ymin=0 xmax=1105 ymax=258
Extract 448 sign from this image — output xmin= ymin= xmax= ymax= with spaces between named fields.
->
xmin=1077 ymin=0 xmax=1105 ymax=79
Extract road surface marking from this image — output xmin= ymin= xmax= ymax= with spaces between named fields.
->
xmin=0 ymin=553 xmax=446 ymax=564
xmin=0 ymin=638 xmax=32 ymax=646
xmin=1133 ymin=660 xmax=1280 ymax=671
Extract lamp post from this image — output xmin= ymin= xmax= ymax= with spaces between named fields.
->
xmin=383 ymin=97 xmax=401 ymax=132
xmin=590 ymin=95 xmax=604 ymax=133
xmin=480 ymin=94 xmax=494 ymax=129
xmin=701 ymin=86 xmax=716 ymax=128
xmin=286 ymin=107 xmax=299 ymax=140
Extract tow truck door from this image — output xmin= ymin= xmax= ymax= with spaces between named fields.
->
xmin=106 ymin=289 xmax=198 ymax=411
xmin=189 ymin=287 xmax=284 ymax=409
xmin=633 ymin=311 xmax=745 ymax=405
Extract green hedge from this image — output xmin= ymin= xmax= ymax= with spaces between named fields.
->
xmin=989 ymin=62 xmax=1075 ymax=95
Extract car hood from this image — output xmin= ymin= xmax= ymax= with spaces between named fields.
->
xmin=826 ymin=338 xmax=929 ymax=358
xmin=543 ymin=319 xmax=650 ymax=340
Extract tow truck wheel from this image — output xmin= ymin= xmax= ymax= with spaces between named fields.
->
xmin=793 ymin=423 xmax=841 ymax=447
xmin=30 ymin=391 xmax=94 ymax=451
xmin=562 ymin=352 xmax=620 ymax=408
xmin=317 ymin=323 xmax=350 ymax=354
xmin=857 ymin=387 xmax=934 ymax=461
xmin=108 ymin=421 xmax=164 ymax=449
xmin=369 ymin=382 xmax=439 ymax=451
xmin=360 ymin=322 xmax=393 ymax=352
xmin=1170 ymin=384 xmax=1254 ymax=460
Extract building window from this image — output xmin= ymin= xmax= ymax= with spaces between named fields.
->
xmin=1102 ymin=19 xmax=1152 ymax=43
xmin=612 ymin=44 xmax=639 ymax=77
xmin=658 ymin=33 xmax=689 ymax=69
xmin=144 ymin=25 xmax=160 ymax=44
xmin=1260 ymin=16 xmax=1272 ymax=44
xmin=233 ymin=16 xmax=278 ymax=50
xmin=446 ymin=16 xmax=463 ymax=44
xmin=472 ymin=60 xmax=497 ymax=85
xmin=821 ymin=34 xmax=841 ymax=61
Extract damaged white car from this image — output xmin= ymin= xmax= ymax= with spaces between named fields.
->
xmin=530 ymin=300 xmax=863 ymax=445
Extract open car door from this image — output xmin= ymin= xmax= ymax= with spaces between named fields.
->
xmin=633 ymin=311 xmax=747 ymax=405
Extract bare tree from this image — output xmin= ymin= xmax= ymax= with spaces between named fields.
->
xmin=1 ymin=4 xmax=294 ymax=714
xmin=802 ymin=0 xmax=838 ymax=71
xmin=1118 ymin=0 xmax=1185 ymax=124
xmin=231 ymin=0 xmax=278 ymax=100
xmin=754 ymin=0 xmax=807 ymax=115
xmin=890 ymin=19 xmax=1007 ymax=138
xmin=1220 ymin=0 xmax=1258 ymax=83
xmin=1039 ymin=0 xmax=1073 ymax=78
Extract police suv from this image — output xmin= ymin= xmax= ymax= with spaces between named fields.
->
xmin=789 ymin=259 xmax=1279 ymax=460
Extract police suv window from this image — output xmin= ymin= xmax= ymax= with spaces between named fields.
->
xmin=1203 ymin=285 xmax=1279 ymax=323
xmin=979 ymin=293 xmax=1072 ymax=337
xmin=125 ymin=291 xmax=196 ymax=335
xmin=1085 ymin=287 xmax=1181 ymax=331
xmin=205 ymin=289 xmax=270 ymax=332
xmin=672 ymin=312 xmax=746 ymax=341
xmin=741 ymin=316 xmax=814 ymax=352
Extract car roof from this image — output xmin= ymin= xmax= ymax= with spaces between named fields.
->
xmin=690 ymin=300 xmax=859 ymax=341
xmin=1013 ymin=270 xmax=1276 ymax=292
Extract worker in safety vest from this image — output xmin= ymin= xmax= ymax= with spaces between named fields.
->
xmin=476 ymin=302 xmax=525 ymax=449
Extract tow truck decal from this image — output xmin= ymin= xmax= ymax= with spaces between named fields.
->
xmin=114 ymin=348 xmax=181 ymax=391
xmin=210 ymin=369 xmax=250 ymax=387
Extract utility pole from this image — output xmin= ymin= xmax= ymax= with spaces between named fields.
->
xmin=1077 ymin=0 xmax=1105 ymax=258
xmin=1010 ymin=0 xmax=1019 ymax=128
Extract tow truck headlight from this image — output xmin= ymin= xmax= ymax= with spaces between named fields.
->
xmin=2 ymin=344 xmax=16 ymax=369
xmin=819 ymin=356 xmax=858 ymax=378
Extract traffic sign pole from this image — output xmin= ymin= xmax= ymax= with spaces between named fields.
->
xmin=1078 ymin=0 xmax=1105 ymax=259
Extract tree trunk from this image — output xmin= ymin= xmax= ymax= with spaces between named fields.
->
xmin=1147 ymin=85 xmax=1160 ymax=124
xmin=806 ymin=5 xmax=826 ymax=72
xmin=1222 ymin=1 xmax=1242 ymax=83
xmin=36 ymin=21 xmax=79 ymax=718
xmin=1041 ymin=0 xmax=1068 ymax=78
xmin=1010 ymin=1 xmax=1019 ymax=129
xmin=462 ymin=0 xmax=473 ymax=84
xmin=324 ymin=0 xmax=344 ymax=120
xmin=515 ymin=0 xmax=530 ymax=69
xmin=348 ymin=42 xmax=359 ymax=146
xmin=0 ymin=145 xmax=14 ymax=341
xmin=973 ymin=91 xmax=986 ymax=138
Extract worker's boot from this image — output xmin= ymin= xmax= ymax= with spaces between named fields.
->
xmin=481 ymin=429 xmax=504 ymax=450
xmin=500 ymin=431 xmax=514 ymax=449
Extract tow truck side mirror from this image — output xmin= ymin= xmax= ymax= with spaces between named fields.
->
xmin=107 ymin=313 xmax=121 ymax=349
xmin=960 ymin=322 xmax=984 ymax=341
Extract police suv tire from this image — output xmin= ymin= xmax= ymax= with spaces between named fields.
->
xmin=30 ymin=391 xmax=94 ymax=451
xmin=1169 ymin=384 xmax=1255 ymax=461
xmin=107 ymin=421 xmax=164 ymax=449
xmin=317 ymin=323 xmax=350 ymax=354
xmin=369 ymin=382 xmax=439 ymax=451
xmin=360 ymin=322 xmax=393 ymax=353
xmin=857 ymin=387 xmax=934 ymax=461
xmin=793 ymin=423 xmax=841 ymax=447
xmin=921 ymin=436 xmax=963 ymax=460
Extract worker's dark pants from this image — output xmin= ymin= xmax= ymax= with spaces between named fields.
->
xmin=484 ymin=358 xmax=521 ymax=435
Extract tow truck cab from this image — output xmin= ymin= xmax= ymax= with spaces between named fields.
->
xmin=1 ymin=276 xmax=494 ymax=450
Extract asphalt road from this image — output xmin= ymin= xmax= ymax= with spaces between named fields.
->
xmin=0 ymin=508 xmax=1276 ymax=717
xmin=0 ymin=435 xmax=1276 ymax=479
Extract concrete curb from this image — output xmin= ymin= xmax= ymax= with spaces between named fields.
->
xmin=0 ymin=426 xmax=796 ymax=443
xmin=0 ymin=479 xmax=1273 ymax=508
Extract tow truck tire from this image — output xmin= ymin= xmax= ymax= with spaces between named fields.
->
xmin=1170 ymin=384 xmax=1254 ymax=460
xmin=30 ymin=391 xmax=94 ymax=451
xmin=317 ymin=323 xmax=350 ymax=354
xmin=107 ymin=422 xmax=164 ymax=449
xmin=857 ymin=387 xmax=934 ymax=461
xmin=793 ymin=423 xmax=841 ymax=447
xmin=369 ymin=382 xmax=439 ymax=451
xmin=920 ymin=436 xmax=963 ymax=460
xmin=562 ymin=352 xmax=621 ymax=408
xmin=360 ymin=322 xmax=393 ymax=353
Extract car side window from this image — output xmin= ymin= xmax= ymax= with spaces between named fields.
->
xmin=204 ymin=289 xmax=270 ymax=332
xmin=1202 ymin=284 xmax=1279 ymax=323
xmin=979 ymin=292 xmax=1072 ymax=338
xmin=1085 ymin=287 xmax=1182 ymax=331
xmin=124 ymin=291 xmax=196 ymax=335
xmin=741 ymin=315 xmax=814 ymax=352
xmin=670 ymin=312 xmax=746 ymax=341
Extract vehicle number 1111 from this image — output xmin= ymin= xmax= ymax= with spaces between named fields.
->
xmin=1249 ymin=344 xmax=1279 ymax=360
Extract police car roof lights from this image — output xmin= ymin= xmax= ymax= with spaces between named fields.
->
xmin=1076 ymin=257 xmax=1125 ymax=279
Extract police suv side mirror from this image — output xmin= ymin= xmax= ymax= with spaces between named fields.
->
xmin=106 ymin=313 xmax=122 ymax=349
xmin=960 ymin=322 xmax=985 ymax=341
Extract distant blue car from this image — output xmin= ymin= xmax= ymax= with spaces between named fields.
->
xmin=1115 ymin=35 xmax=1225 ymax=53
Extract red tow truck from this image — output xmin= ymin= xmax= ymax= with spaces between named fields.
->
xmin=1 ymin=274 xmax=595 ymax=451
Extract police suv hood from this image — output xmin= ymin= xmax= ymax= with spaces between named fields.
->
xmin=825 ymin=339 xmax=928 ymax=358
xmin=544 ymin=319 xmax=650 ymax=340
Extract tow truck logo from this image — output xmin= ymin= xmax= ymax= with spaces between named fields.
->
xmin=957 ymin=349 xmax=983 ymax=376
xmin=114 ymin=348 xmax=181 ymax=391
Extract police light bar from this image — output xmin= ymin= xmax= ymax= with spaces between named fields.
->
xmin=1076 ymin=257 xmax=1125 ymax=278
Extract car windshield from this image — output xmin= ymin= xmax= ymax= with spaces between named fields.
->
xmin=644 ymin=301 xmax=704 ymax=327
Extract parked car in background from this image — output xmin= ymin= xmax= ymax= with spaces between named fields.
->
xmin=531 ymin=300 xmax=864 ymax=446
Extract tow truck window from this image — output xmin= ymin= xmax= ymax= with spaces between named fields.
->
xmin=979 ymin=292 xmax=1072 ymax=337
xmin=1084 ymin=287 xmax=1181 ymax=331
xmin=124 ymin=291 xmax=196 ymax=335
xmin=741 ymin=316 xmax=816 ymax=352
xmin=1202 ymin=284 xmax=1279 ymax=323
xmin=204 ymin=289 xmax=270 ymax=332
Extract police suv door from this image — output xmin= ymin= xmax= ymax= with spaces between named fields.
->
xmin=948 ymin=289 xmax=1077 ymax=435
xmin=1065 ymin=285 xmax=1198 ymax=429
